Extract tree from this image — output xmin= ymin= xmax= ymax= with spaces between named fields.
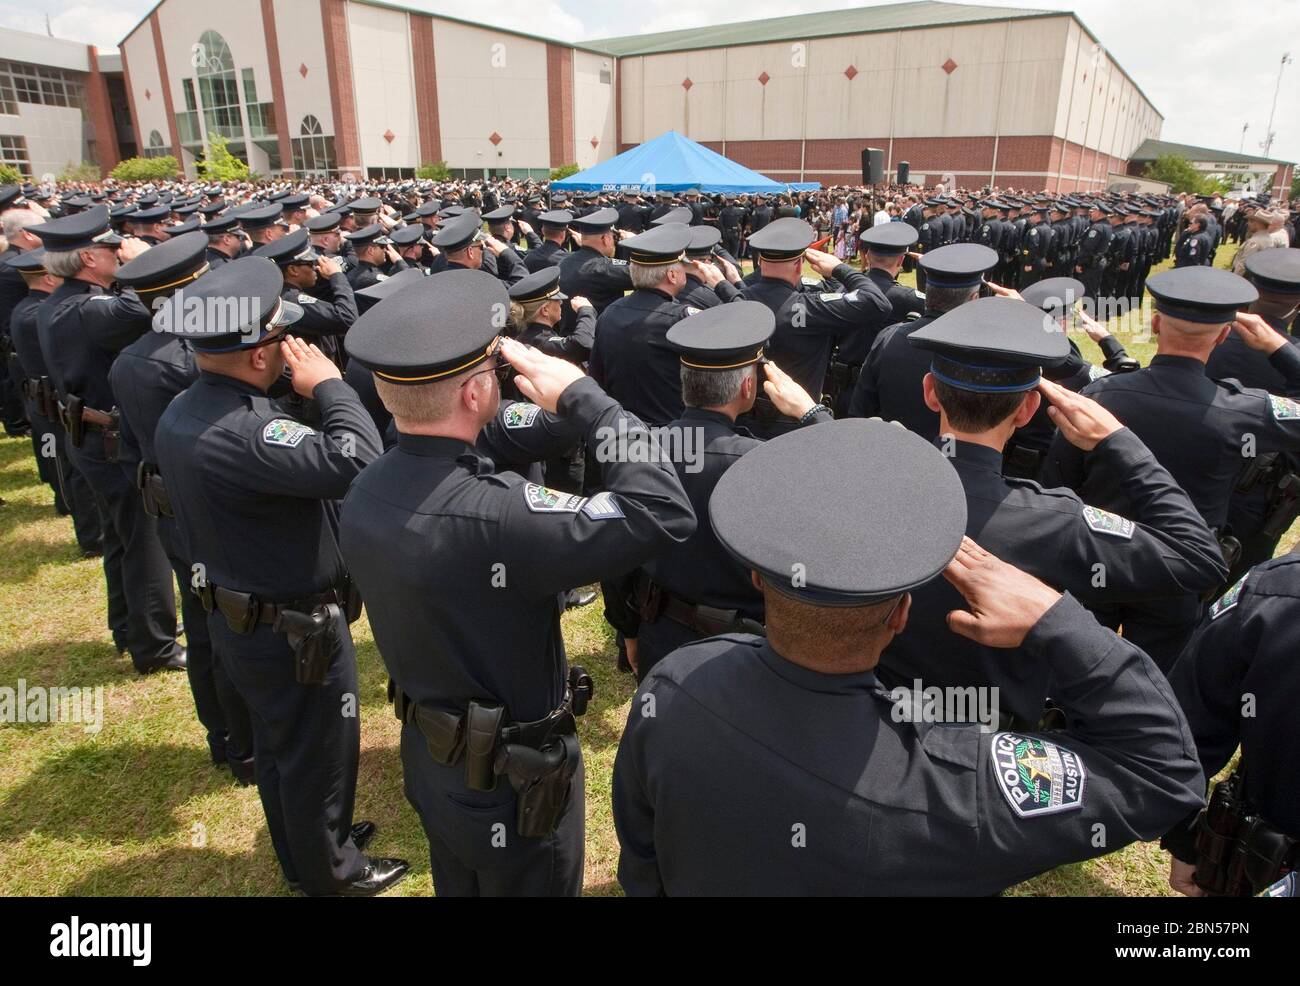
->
xmin=1143 ymin=154 xmax=1234 ymax=197
xmin=110 ymin=156 xmax=180 ymax=182
xmin=196 ymin=135 xmax=250 ymax=182
xmin=59 ymin=161 xmax=102 ymax=183
xmin=415 ymin=160 xmax=452 ymax=181
xmin=0 ymin=163 xmax=23 ymax=184
xmin=549 ymin=163 xmax=579 ymax=180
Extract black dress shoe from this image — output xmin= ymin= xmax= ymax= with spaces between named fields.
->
xmin=351 ymin=820 xmax=377 ymax=852
xmin=137 ymin=648 xmax=188 ymax=674
xmin=301 ymin=858 xmax=410 ymax=897
xmin=564 ymin=587 xmax=598 ymax=610
xmin=228 ymin=754 xmax=256 ymax=787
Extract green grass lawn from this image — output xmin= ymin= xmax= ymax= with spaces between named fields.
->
xmin=1 ymin=236 xmax=1290 ymax=897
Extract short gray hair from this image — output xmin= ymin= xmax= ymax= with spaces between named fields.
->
xmin=43 ymin=248 xmax=85 ymax=278
xmin=630 ymin=261 xmax=678 ymax=291
xmin=2 ymin=208 xmax=40 ymax=240
xmin=681 ymin=363 xmax=755 ymax=408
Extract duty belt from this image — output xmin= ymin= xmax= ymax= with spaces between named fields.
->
xmin=633 ymin=571 xmax=764 ymax=638
xmin=20 ymin=376 xmax=58 ymax=420
xmin=194 ymin=579 xmax=362 ymax=635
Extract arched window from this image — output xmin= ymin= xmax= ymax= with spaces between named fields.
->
xmin=143 ymin=130 xmax=167 ymax=158
xmin=292 ymin=114 xmax=335 ymax=175
xmin=193 ymin=30 xmax=245 ymax=150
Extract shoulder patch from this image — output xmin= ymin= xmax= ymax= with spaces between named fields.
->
xmin=684 ymin=306 xmax=701 ymax=316
xmin=502 ymin=402 xmax=541 ymax=429
xmin=611 ymin=258 xmax=628 ymax=266
xmin=819 ymin=292 xmax=844 ymax=302
xmin=991 ymin=732 xmax=1087 ymax=818
xmin=523 ymin=482 xmax=586 ymax=514
xmin=1269 ymin=394 xmax=1300 ymax=421
xmin=375 ymin=273 xmax=388 ymax=281
xmin=1209 ymin=574 xmax=1247 ymax=620
xmin=1087 ymin=229 xmax=1097 ymax=238
xmin=580 ymin=490 xmax=625 ymax=521
xmin=261 ymin=418 xmax=316 ymax=448
xmin=1082 ymin=504 xmax=1135 ymax=539
xmin=1087 ymin=364 xmax=1109 ymax=382
xmin=297 ymin=292 xmax=317 ymax=304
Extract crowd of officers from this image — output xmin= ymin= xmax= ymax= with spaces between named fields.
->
xmin=0 ymin=170 xmax=1298 ymax=898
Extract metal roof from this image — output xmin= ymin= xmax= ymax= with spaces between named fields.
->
xmin=1128 ymin=138 xmax=1292 ymax=168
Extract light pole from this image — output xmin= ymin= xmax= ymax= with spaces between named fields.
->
xmin=1239 ymin=123 xmax=1249 ymax=154
xmin=1260 ymin=52 xmax=1293 ymax=159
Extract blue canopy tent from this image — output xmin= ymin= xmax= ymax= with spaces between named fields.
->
xmin=551 ymin=131 xmax=814 ymax=195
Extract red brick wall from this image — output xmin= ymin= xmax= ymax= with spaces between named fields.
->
xmin=410 ymin=15 xmax=442 ymax=165
xmin=260 ymin=0 xmax=294 ymax=175
xmin=320 ymin=0 xmax=361 ymax=173
xmin=546 ymin=44 xmax=574 ymax=168
xmin=84 ymin=47 xmax=120 ymax=176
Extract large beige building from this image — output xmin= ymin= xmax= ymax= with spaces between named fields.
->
xmin=7 ymin=0 xmax=1289 ymax=195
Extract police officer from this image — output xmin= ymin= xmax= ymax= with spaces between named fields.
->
xmin=108 ymin=232 xmax=254 ymax=782
xmin=828 ymin=222 xmax=925 ymax=417
xmin=1017 ymin=204 xmax=1050 ymax=288
xmin=32 ymin=205 xmax=186 ymax=673
xmin=1161 ymin=554 xmax=1300 ymax=897
xmin=1175 ymin=213 xmax=1212 ymax=269
xmin=848 ymin=243 xmax=996 ymax=438
xmin=1044 ymin=266 xmax=1300 ymax=668
xmin=154 ymin=257 xmax=407 ymax=896
xmin=6 ymin=248 xmax=102 ymax=554
xmin=677 ymin=226 xmax=727 ymax=310
xmin=507 ymin=267 xmax=595 ymax=362
xmin=558 ymin=207 xmax=632 ymax=313
xmin=431 ymin=212 xmax=526 ymax=286
xmin=631 ymin=303 xmax=830 ymax=680
xmin=588 ymin=224 xmax=702 ymax=427
xmin=611 ymin=418 xmax=1205 ymax=895
xmin=343 ymin=223 xmax=400 ymax=291
xmin=305 ymin=212 xmax=347 ymax=267
xmin=714 ymin=217 xmax=891 ymax=437
xmin=1046 ymin=201 xmax=1074 ymax=277
xmin=237 ymin=203 xmax=289 ymax=249
xmin=874 ymin=297 xmax=1225 ymax=723
xmin=337 ymin=269 xmax=695 ymax=896
xmin=1206 ymin=249 xmax=1300 ymax=582
xmin=717 ymin=196 xmax=748 ymax=261
xmin=523 ymin=210 xmax=573 ymax=273
xmin=1074 ymin=202 xmax=1113 ymax=312
xmin=255 ymin=228 xmax=358 ymax=366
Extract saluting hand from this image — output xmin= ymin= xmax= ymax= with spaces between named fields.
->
xmin=1233 ymin=311 xmax=1288 ymax=354
xmin=499 ymin=337 xmax=584 ymax=413
xmin=117 ymin=236 xmax=150 ymax=262
xmin=1037 ymin=377 xmax=1123 ymax=451
xmin=762 ymin=360 xmax=816 ymax=419
xmin=942 ymin=537 xmax=1062 ymax=648
xmin=690 ymin=258 xmax=723 ymax=288
xmin=1076 ymin=308 xmax=1111 ymax=342
xmin=569 ymin=296 xmax=593 ymax=311
xmin=984 ymin=281 xmax=1023 ymax=301
xmin=803 ymin=248 xmax=840 ymax=278
xmin=281 ymin=335 xmax=341 ymax=397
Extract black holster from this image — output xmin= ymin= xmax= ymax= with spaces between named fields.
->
xmin=464 ymin=700 xmax=506 ymax=792
xmin=1261 ymin=471 xmax=1300 ymax=540
xmin=272 ymin=603 xmax=341 ymax=685
xmin=136 ymin=462 xmax=173 ymax=518
xmin=62 ymin=394 xmax=86 ymax=446
xmin=495 ymin=733 xmax=581 ymax=839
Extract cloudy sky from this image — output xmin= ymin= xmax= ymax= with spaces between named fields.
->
xmin=2 ymin=0 xmax=1295 ymax=165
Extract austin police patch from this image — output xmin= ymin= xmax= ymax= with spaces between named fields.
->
xmin=991 ymin=732 xmax=1086 ymax=818
xmin=502 ymin=402 xmax=541 ymax=429
xmin=1209 ymin=574 xmax=1247 ymax=619
xmin=819 ymin=292 xmax=844 ymax=302
xmin=1082 ymin=505 xmax=1135 ymax=539
xmin=297 ymin=292 xmax=317 ymax=304
xmin=523 ymin=483 xmax=585 ymax=514
xmin=1269 ymin=394 xmax=1300 ymax=421
xmin=261 ymin=419 xmax=315 ymax=448
xmin=1087 ymin=364 xmax=1109 ymax=382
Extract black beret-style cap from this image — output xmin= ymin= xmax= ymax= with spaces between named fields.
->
xmin=1147 ymin=267 xmax=1258 ymax=325
xmin=919 ymin=243 xmax=998 ymax=289
xmin=509 ymin=267 xmax=568 ymax=305
xmin=346 ymin=222 xmax=393 ymax=247
xmin=236 ymin=203 xmax=286 ymax=230
xmin=347 ymin=268 xmax=505 ymax=384
xmin=537 ymin=209 xmax=573 ymax=228
xmin=860 ymin=222 xmax=919 ymax=254
xmin=151 ymin=256 xmax=302 ymax=351
xmin=389 ymin=224 xmax=427 ymax=248
xmin=667 ymin=300 xmax=773 ymax=369
xmin=429 ymin=212 xmax=483 ymax=251
xmin=747 ymin=217 xmax=814 ymax=261
xmin=623 ymin=223 xmax=691 ymax=265
xmin=651 ymin=206 xmax=693 ymax=226
xmin=116 ymin=230 xmax=210 ymax=294
xmin=304 ymin=212 xmax=341 ymax=233
xmin=909 ymin=296 xmax=1070 ymax=393
xmin=1244 ymin=248 xmax=1300 ymax=295
xmin=1020 ymin=276 xmax=1086 ymax=318
xmin=30 ymin=205 xmax=123 ymax=251
xmin=354 ymin=266 xmax=426 ymax=303
xmin=569 ymin=207 xmax=618 ymax=233
xmin=685 ymin=225 xmax=721 ymax=257
xmin=710 ymin=418 xmax=967 ymax=606
xmin=253 ymin=227 xmax=319 ymax=266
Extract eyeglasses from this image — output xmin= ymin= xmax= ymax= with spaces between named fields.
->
xmin=460 ymin=339 xmax=513 ymax=388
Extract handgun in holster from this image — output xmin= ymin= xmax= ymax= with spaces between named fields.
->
xmin=825 ymin=359 xmax=851 ymax=409
xmin=1194 ymin=772 xmax=1243 ymax=895
xmin=36 ymin=377 xmax=57 ymax=420
xmin=272 ymin=602 xmax=340 ymax=685
xmin=494 ymin=733 xmax=581 ymax=839
xmin=1223 ymin=817 xmax=1297 ymax=896
xmin=1262 ymin=470 xmax=1300 ymax=541
xmin=1235 ymin=452 xmax=1278 ymax=494
xmin=1213 ymin=531 xmax=1242 ymax=578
